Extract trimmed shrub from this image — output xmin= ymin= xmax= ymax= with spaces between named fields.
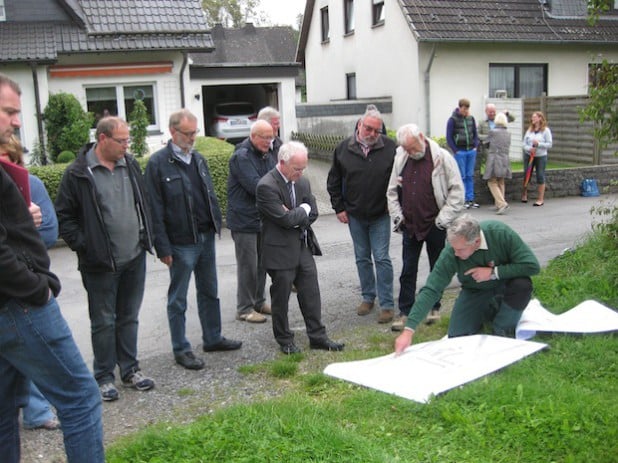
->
xmin=129 ymin=99 xmax=150 ymax=157
xmin=57 ymin=151 xmax=76 ymax=163
xmin=28 ymin=164 xmax=68 ymax=203
xmin=193 ymin=137 xmax=235 ymax=215
xmin=43 ymin=93 xmax=94 ymax=162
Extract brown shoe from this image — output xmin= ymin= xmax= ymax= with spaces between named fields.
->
xmin=357 ymin=301 xmax=375 ymax=316
xmin=378 ymin=309 xmax=394 ymax=324
xmin=236 ymin=310 xmax=267 ymax=323
xmin=256 ymin=303 xmax=271 ymax=315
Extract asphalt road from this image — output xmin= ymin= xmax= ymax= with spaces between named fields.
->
xmin=48 ymin=158 xmax=615 ymax=365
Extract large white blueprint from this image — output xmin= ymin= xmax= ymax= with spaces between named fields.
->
xmin=323 ymin=335 xmax=547 ymax=404
xmin=516 ymin=299 xmax=618 ymax=340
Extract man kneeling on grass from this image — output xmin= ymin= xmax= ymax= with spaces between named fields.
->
xmin=394 ymin=214 xmax=540 ymax=354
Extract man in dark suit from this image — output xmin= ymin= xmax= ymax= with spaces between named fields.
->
xmin=256 ymin=141 xmax=344 ymax=355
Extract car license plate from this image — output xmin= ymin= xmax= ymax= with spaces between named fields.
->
xmin=230 ymin=119 xmax=247 ymax=126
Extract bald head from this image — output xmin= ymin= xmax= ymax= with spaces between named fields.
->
xmin=250 ymin=120 xmax=274 ymax=154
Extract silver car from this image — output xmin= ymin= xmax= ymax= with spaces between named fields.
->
xmin=209 ymin=102 xmax=257 ymax=143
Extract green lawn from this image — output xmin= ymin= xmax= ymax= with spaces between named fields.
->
xmin=107 ymin=210 xmax=618 ymax=463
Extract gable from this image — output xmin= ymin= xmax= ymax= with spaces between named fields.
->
xmin=0 ymin=0 xmax=214 ymax=63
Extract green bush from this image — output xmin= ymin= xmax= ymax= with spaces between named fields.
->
xmin=42 ymin=93 xmax=94 ymax=162
xmin=57 ymin=151 xmax=75 ymax=163
xmin=193 ymin=137 xmax=235 ymax=215
xmin=28 ymin=164 xmax=68 ymax=203
xmin=129 ymin=99 xmax=150 ymax=157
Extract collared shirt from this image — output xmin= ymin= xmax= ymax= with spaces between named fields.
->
xmin=86 ymin=146 xmax=140 ymax=266
xmin=401 ymin=147 xmax=439 ymax=240
xmin=171 ymin=142 xmax=192 ymax=164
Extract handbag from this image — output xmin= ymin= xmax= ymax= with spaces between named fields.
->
xmin=580 ymin=178 xmax=600 ymax=197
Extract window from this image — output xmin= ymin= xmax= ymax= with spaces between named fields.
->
xmin=372 ymin=0 xmax=385 ymax=26
xmin=86 ymin=84 xmax=157 ymax=129
xmin=346 ymin=73 xmax=357 ymax=100
xmin=0 ymin=0 xmax=5 ymax=21
xmin=489 ymin=64 xmax=547 ymax=98
xmin=320 ymin=7 xmax=329 ymax=42
xmin=344 ymin=0 xmax=355 ymax=34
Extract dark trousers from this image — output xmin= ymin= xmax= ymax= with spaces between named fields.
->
xmin=267 ymin=244 xmax=327 ymax=346
xmin=448 ymin=277 xmax=533 ymax=338
xmin=398 ymin=225 xmax=446 ymax=315
xmin=81 ymin=251 xmax=145 ymax=384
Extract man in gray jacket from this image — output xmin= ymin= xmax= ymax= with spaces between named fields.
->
xmin=387 ymin=124 xmax=464 ymax=331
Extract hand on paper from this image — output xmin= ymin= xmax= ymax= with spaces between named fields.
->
xmin=394 ymin=329 xmax=414 ymax=355
xmin=464 ymin=266 xmax=493 ymax=283
xmin=29 ymin=202 xmax=42 ymax=228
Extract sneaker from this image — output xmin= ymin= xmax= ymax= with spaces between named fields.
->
xmin=471 ymin=202 xmax=480 ymax=208
xmin=464 ymin=201 xmax=471 ymax=209
xmin=122 ymin=371 xmax=155 ymax=391
xmin=357 ymin=301 xmax=375 ymax=316
xmin=378 ymin=309 xmax=394 ymax=324
xmin=391 ymin=314 xmax=407 ymax=332
xmin=99 ymin=382 xmax=119 ymax=402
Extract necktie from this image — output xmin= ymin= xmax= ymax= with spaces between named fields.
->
xmin=287 ymin=181 xmax=296 ymax=208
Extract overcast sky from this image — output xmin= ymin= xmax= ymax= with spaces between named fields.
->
xmin=258 ymin=0 xmax=305 ymax=29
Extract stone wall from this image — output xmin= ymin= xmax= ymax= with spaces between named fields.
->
xmin=475 ymin=164 xmax=618 ymax=205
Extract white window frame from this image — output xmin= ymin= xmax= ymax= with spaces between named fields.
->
xmin=0 ymin=0 xmax=6 ymax=21
xmin=85 ymin=83 xmax=159 ymax=131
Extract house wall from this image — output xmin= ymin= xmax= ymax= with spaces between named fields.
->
xmin=47 ymin=51 xmax=186 ymax=154
xmin=305 ymin=0 xmax=420 ymax=129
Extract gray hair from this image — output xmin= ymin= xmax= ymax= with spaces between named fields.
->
xmin=447 ymin=213 xmax=481 ymax=244
xmin=495 ymin=112 xmax=508 ymax=128
xmin=0 ymin=73 xmax=21 ymax=95
xmin=96 ymin=116 xmax=127 ymax=138
xmin=257 ymin=106 xmax=280 ymax=122
xmin=396 ymin=123 xmax=423 ymax=146
xmin=169 ymin=109 xmax=197 ymax=129
xmin=361 ymin=104 xmax=382 ymax=123
xmin=278 ymin=141 xmax=307 ymax=163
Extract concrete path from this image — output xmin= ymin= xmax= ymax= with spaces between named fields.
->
xmin=48 ymin=157 xmax=615 ymax=364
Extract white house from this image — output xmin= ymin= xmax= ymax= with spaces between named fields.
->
xmin=297 ymin=0 xmax=618 ymax=142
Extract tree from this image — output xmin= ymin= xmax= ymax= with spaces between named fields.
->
xmin=580 ymin=0 xmax=618 ymax=155
xmin=42 ymin=93 xmax=94 ymax=163
xmin=129 ymin=99 xmax=150 ymax=158
xmin=202 ymin=0 xmax=264 ymax=27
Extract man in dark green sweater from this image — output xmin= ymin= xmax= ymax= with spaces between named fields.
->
xmin=395 ymin=214 xmax=540 ymax=354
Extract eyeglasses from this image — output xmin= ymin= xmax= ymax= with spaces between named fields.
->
xmin=109 ymin=136 xmax=131 ymax=145
xmin=362 ymin=124 xmax=383 ymax=135
xmin=291 ymin=166 xmax=306 ymax=173
xmin=256 ymin=134 xmax=274 ymax=142
xmin=175 ymin=128 xmax=200 ymax=138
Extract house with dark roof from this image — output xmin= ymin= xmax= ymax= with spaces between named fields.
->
xmin=189 ymin=23 xmax=300 ymax=141
xmin=297 ymin=0 xmax=618 ymax=144
xmin=0 ymin=0 xmax=216 ymax=153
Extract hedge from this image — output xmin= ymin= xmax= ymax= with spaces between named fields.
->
xmin=28 ymin=136 xmax=235 ymax=216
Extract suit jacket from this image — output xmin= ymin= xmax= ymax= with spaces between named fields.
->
xmin=256 ymin=168 xmax=319 ymax=270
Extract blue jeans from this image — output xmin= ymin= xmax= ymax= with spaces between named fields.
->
xmin=168 ymin=231 xmax=222 ymax=354
xmin=347 ymin=214 xmax=394 ymax=309
xmin=398 ymin=225 xmax=445 ymax=315
xmin=455 ymin=149 xmax=477 ymax=202
xmin=0 ymin=297 xmax=104 ymax=463
xmin=81 ymin=251 xmax=145 ymax=385
xmin=22 ymin=382 xmax=55 ymax=428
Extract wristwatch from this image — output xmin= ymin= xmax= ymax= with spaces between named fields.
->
xmin=490 ymin=266 xmax=498 ymax=280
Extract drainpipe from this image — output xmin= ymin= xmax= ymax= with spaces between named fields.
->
xmin=30 ymin=63 xmax=47 ymax=165
xmin=179 ymin=52 xmax=188 ymax=108
xmin=424 ymin=45 xmax=436 ymax=136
